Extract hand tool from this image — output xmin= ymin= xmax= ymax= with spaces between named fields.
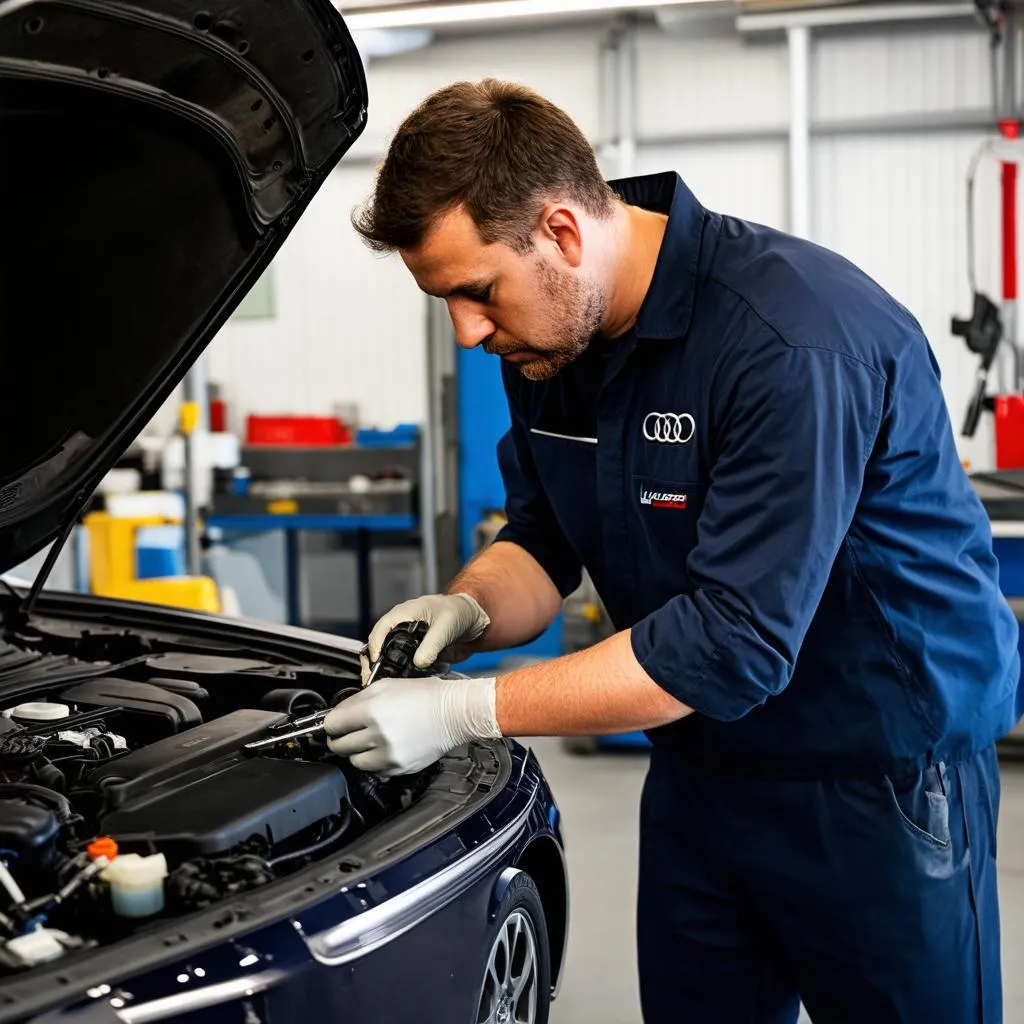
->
xmin=242 ymin=715 xmax=329 ymax=751
xmin=242 ymin=620 xmax=430 ymax=753
xmin=272 ymin=707 xmax=329 ymax=731
xmin=364 ymin=619 xmax=430 ymax=686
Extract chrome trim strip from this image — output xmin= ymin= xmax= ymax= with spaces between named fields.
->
xmin=306 ymin=784 xmax=538 ymax=966
xmin=529 ymin=429 xmax=598 ymax=445
xmin=117 ymin=970 xmax=286 ymax=1023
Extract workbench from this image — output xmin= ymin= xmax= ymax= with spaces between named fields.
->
xmin=973 ymin=471 xmax=1024 ymax=596
xmin=203 ymin=512 xmax=417 ymax=641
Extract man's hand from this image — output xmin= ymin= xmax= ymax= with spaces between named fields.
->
xmin=329 ymin=630 xmax=692 ymax=777
xmin=360 ymin=593 xmax=491 ymax=684
xmin=324 ymin=676 xmax=501 ymax=776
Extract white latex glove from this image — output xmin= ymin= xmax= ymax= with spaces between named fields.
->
xmin=324 ymin=676 xmax=501 ymax=776
xmin=360 ymin=593 xmax=490 ymax=685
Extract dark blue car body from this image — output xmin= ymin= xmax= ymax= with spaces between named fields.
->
xmin=0 ymin=594 xmax=568 ymax=1024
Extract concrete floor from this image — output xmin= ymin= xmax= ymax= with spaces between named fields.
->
xmin=525 ymin=738 xmax=1024 ymax=1024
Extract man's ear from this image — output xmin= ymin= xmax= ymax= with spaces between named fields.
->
xmin=537 ymin=204 xmax=583 ymax=268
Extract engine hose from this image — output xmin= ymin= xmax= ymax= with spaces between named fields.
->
xmin=32 ymin=763 xmax=67 ymax=793
xmin=0 ymin=859 xmax=26 ymax=907
xmin=0 ymin=784 xmax=72 ymax=822
xmin=266 ymin=808 xmax=352 ymax=870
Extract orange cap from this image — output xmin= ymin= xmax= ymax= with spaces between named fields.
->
xmin=87 ymin=837 xmax=118 ymax=861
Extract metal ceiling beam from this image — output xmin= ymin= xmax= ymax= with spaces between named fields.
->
xmin=338 ymin=0 xmax=724 ymax=32
xmin=737 ymin=1 xmax=976 ymax=32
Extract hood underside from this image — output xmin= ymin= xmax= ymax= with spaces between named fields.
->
xmin=0 ymin=0 xmax=368 ymax=572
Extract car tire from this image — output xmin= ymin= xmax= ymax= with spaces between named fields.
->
xmin=475 ymin=871 xmax=551 ymax=1024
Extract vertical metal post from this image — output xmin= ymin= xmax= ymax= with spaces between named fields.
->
xmin=425 ymin=296 xmax=461 ymax=588
xmin=420 ymin=300 xmax=441 ymax=594
xmin=615 ymin=19 xmax=637 ymax=179
xmin=596 ymin=25 xmax=619 ymax=177
xmin=182 ymin=358 xmax=208 ymax=576
xmin=182 ymin=420 xmax=199 ymax=575
xmin=597 ymin=18 xmax=636 ymax=180
xmin=787 ymin=24 xmax=811 ymax=239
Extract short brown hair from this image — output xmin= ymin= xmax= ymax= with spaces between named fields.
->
xmin=352 ymin=78 xmax=616 ymax=254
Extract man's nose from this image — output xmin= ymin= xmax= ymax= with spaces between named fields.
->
xmin=448 ymin=304 xmax=495 ymax=350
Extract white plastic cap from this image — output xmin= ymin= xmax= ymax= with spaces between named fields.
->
xmin=7 ymin=928 xmax=66 ymax=966
xmin=100 ymin=853 xmax=168 ymax=891
xmin=9 ymin=702 xmax=70 ymax=722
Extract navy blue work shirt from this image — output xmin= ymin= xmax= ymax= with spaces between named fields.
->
xmin=494 ymin=171 xmax=1022 ymax=777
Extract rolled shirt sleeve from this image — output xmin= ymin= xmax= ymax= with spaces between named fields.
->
xmin=631 ymin=337 xmax=886 ymax=721
xmin=493 ymin=414 xmax=584 ymax=599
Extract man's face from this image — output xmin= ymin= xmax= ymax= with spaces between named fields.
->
xmin=400 ymin=205 xmax=606 ymax=381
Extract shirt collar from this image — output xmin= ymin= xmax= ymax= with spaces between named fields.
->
xmin=607 ymin=171 xmax=706 ymax=341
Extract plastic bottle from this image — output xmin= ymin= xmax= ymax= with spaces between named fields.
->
xmin=7 ymin=702 xmax=70 ymax=723
xmin=100 ymin=852 xmax=167 ymax=917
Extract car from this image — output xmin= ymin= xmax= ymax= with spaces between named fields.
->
xmin=0 ymin=1 xmax=569 ymax=1022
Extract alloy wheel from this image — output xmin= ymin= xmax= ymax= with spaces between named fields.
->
xmin=476 ymin=909 xmax=539 ymax=1024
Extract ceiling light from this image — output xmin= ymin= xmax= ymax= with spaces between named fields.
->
xmin=341 ymin=0 xmax=721 ymax=32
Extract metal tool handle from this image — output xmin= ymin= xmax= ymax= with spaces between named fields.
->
xmin=274 ymin=708 xmax=329 ymax=731
xmin=244 ymin=720 xmax=327 ymax=751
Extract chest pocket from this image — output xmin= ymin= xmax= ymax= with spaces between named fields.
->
xmin=630 ymin=473 xmax=708 ymax=590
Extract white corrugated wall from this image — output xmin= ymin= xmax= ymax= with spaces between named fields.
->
xmin=633 ymin=26 xmax=789 ymax=227
xmin=809 ymin=25 xmax=999 ymax=469
xmin=176 ymin=14 xmax=1002 ymax=468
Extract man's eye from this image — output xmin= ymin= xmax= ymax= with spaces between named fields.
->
xmin=468 ymin=287 xmax=491 ymax=303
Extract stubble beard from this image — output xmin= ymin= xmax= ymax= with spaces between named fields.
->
xmin=505 ymin=260 xmax=606 ymax=382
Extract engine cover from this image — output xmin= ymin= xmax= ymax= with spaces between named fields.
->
xmin=99 ymin=756 xmax=349 ymax=863
xmin=88 ymin=709 xmax=288 ymax=809
xmin=87 ymin=709 xmax=349 ymax=862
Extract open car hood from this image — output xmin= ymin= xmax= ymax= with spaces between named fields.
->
xmin=0 ymin=0 xmax=367 ymax=573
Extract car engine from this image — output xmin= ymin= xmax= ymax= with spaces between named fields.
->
xmin=0 ymin=636 xmax=432 ymax=976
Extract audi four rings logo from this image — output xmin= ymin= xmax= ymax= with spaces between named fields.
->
xmin=643 ymin=412 xmax=695 ymax=444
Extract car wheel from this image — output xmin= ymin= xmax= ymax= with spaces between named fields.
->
xmin=476 ymin=872 xmax=551 ymax=1024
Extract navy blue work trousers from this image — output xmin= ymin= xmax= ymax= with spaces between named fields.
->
xmin=637 ymin=744 xmax=1003 ymax=1023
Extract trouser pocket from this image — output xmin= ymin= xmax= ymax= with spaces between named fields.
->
xmin=885 ymin=762 xmax=950 ymax=849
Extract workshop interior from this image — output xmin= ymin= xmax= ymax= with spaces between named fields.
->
xmin=3 ymin=0 xmax=1024 ymax=1021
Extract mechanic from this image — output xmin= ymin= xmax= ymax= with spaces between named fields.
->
xmin=324 ymin=78 xmax=1022 ymax=1023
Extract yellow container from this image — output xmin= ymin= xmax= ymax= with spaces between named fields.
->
xmin=82 ymin=511 xmax=220 ymax=614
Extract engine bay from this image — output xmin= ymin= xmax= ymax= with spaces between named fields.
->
xmin=0 ymin=610 xmax=437 ymax=977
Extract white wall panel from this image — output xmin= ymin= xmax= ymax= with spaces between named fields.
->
xmin=812 ymin=26 xmax=990 ymax=122
xmin=203 ymin=165 xmax=427 ymax=433
xmin=137 ymin=18 xmax=1005 ymax=478
xmin=812 ymin=131 xmax=1001 ymax=469
xmin=357 ymin=26 xmax=604 ymax=155
xmin=635 ymin=29 xmax=789 ymax=136
xmin=636 ymin=140 xmax=788 ymax=228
